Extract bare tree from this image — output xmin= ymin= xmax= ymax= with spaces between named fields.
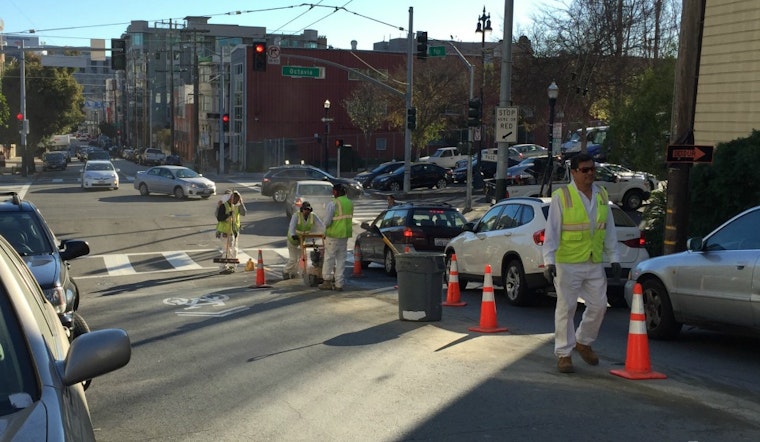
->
xmin=343 ymin=82 xmax=389 ymax=154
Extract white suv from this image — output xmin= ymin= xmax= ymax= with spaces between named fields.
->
xmin=444 ymin=197 xmax=649 ymax=307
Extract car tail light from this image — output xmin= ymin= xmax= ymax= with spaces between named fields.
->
xmin=262 ymin=177 xmax=271 ymax=184
xmin=403 ymin=227 xmax=414 ymax=239
xmin=533 ymin=229 xmax=545 ymax=245
xmin=621 ymin=232 xmax=646 ymax=248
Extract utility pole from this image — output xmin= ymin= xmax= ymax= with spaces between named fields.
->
xmin=494 ymin=0 xmax=514 ymax=203
xmin=664 ymin=0 xmax=706 ymax=254
xmin=403 ymin=7 xmax=414 ymax=194
xmin=19 ymin=41 xmax=29 ymax=176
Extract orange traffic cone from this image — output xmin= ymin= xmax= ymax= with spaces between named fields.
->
xmin=469 ymin=265 xmax=507 ymax=333
xmin=244 ymin=258 xmax=255 ymax=272
xmin=610 ymin=283 xmax=666 ymax=380
xmin=442 ymin=254 xmax=466 ymax=307
xmin=249 ymin=249 xmax=272 ymax=289
xmin=351 ymin=245 xmax=364 ymax=278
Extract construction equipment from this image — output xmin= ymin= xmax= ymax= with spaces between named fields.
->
xmin=299 ymin=233 xmax=325 ymax=287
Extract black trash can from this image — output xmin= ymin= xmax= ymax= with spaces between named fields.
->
xmin=395 ymin=252 xmax=446 ymax=321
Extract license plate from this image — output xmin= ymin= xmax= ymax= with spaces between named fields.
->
xmin=434 ymin=238 xmax=449 ymax=247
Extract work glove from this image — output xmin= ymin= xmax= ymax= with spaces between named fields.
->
xmin=291 ymin=235 xmax=299 ymax=241
xmin=543 ymin=264 xmax=556 ymax=285
xmin=611 ymin=262 xmax=622 ymax=281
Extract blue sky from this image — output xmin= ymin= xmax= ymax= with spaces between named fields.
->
xmin=2 ymin=0 xmax=553 ymax=50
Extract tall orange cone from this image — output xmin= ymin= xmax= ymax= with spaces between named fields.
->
xmin=249 ymin=249 xmax=272 ymax=289
xmin=610 ymin=283 xmax=666 ymax=380
xmin=351 ymin=245 xmax=364 ymax=278
xmin=442 ymin=254 xmax=466 ymax=307
xmin=469 ymin=265 xmax=507 ymax=333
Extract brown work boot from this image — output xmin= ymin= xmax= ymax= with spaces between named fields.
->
xmin=575 ymin=343 xmax=599 ymax=366
xmin=318 ymin=280 xmax=334 ymax=290
xmin=557 ymin=356 xmax=574 ymax=373
xmin=333 ymin=285 xmax=343 ymax=292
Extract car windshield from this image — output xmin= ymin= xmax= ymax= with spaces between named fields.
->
xmin=175 ymin=168 xmax=200 ymax=179
xmin=0 ymin=212 xmax=56 ymax=256
xmin=299 ymin=184 xmax=333 ymax=196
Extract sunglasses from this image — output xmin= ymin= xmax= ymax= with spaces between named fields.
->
xmin=575 ymin=166 xmax=596 ymax=174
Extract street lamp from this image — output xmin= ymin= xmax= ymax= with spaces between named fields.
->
xmin=542 ymin=81 xmax=559 ymax=197
xmin=474 ymin=6 xmax=492 ymax=189
xmin=321 ymin=99 xmax=332 ymax=172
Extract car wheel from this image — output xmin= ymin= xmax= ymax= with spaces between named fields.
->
xmin=72 ymin=312 xmax=92 ymax=390
xmin=272 ymin=188 xmax=287 ymax=203
xmin=389 ymin=182 xmax=401 ymax=192
xmin=139 ymin=183 xmax=150 ymax=196
xmin=384 ymin=248 xmax=396 ymax=276
xmin=640 ymin=278 xmax=682 ymax=340
xmin=502 ymin=259 xmax=531 ymax=306
xmin=623 ymin=189 xmax=644 ymax=211
xmin=201 ymin=195 xmax=211 ymax=199
xmin=174 ymin=186 xmax=186 ymax=199
xmin=436 ymin=178 xmax=447 ymax=189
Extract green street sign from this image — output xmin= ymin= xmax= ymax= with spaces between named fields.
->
xmin=429 ymin=46 xmax=446 ymax=57
xmin=281 ymin=66 xmax=324 ymax=79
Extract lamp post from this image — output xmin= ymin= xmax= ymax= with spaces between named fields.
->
xmin=474 ymin=6 xmax=492 ymax=189
xmin=321 ymin=99 xmax=332 ymax=172
xmin=542 ymin=81 xmax=559 ymax=197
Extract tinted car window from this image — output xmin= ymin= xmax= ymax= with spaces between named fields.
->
xmin=0 ymin=212 xmax=55 ymax=255
xmin=476 ymin=206 xmax=504 ymax=233
xmin=496 ymin=204 xmax=522 ymax=229
xmin=705 ymin=208 xmax=760 ymax=251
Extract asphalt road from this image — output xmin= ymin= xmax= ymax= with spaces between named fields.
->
xmin=2 ymin=160 xmax=759 ymax=441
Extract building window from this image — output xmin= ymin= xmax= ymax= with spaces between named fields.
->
xmin=376 ymin=138 xmax=387 ymax=151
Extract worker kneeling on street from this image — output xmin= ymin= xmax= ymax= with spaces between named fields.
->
xmin=319 ymin=184 xmax=354 ymax=291
xmin=283 ymin=201 xmax=325 ymax=280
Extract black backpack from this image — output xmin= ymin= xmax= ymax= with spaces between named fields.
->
xmin=215 ymin=203 xmax=229 ymax=222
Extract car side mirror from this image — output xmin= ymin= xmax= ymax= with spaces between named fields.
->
xmin=360 ymin=221 xmax=372 ymax=231
xmin=687 ymin=237 xmax=704 ymax=252
xmin=462 ymin=222 xmax=476 ymax=232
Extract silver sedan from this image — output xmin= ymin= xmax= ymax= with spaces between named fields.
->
xmin=134 ymin=166 xmax=216 ymax=199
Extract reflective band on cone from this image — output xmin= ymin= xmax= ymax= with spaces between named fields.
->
xmin=443 ymin=254 xmax=466 ymax=307
xmin=468 ymin=265 xmax=507 ymax=333
xmin=610 ymin=282 xmax=666 ymax=380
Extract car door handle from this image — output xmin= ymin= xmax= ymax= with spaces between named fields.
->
xmin=737 ymin=262 xmax=747 ymax=270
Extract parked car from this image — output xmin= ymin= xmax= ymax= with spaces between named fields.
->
xmin=284 ymin=180 xmax=335 ymax=220
xmin=42 ymin=151 xmax=67 ymax=171
xmin=625 ymin=205 xmax=760 ymax=340
xmin=355 ymin=202 xmax=467 ymax=276
xmin=0 ymin=192 xmax=91 ymax=341
xmin=419 ymin=146 xmax=469 ymax=169
xmin=0 ymin=233 xmax=130 ymax=441
xmin=134 ymin=166 xmax=216 ymax=199
xmin=511 ymin=143 xmax=549 ymax=159
xmin=561 ymin=126 xmax=608 ymax=161
xmin=445 ymin=197 xmax=649 ymax=306
xmin=261 ymin=165 xmax=363 ymax=203
xmin=369 ymin=162 xmax=452 ymax=191
xmin=163 ymin=153 xmax=182 ymax=166
xmin=598 ymin=162 xmax=660 ymax=191
xmin=139 ymin=148 xmax=166 ymax=166
xmin=353 ymin=161 xmax=403 ymax=188
xmin=80 ymin=160 xmax=119 ymax=190
xmin=452 ymin=157 xmax=498 ymax=183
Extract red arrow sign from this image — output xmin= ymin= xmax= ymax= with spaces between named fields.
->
xmin=666 ymin=145 xmax=714 ymax=163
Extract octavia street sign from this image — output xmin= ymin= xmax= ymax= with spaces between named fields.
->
xmin=281 ymin=66 xmax=324 ymax=79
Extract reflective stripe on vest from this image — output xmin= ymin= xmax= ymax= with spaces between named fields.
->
xmin=555 ymin=185 xmax=608 ymax=263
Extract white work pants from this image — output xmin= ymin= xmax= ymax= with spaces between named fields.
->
xmin=285 ymin=241 xmax=302 ymax=276
xmin=322 ymin=237 xmax=348 ymax=288
xmin=219 ymin=233 xmax=239 ymax=268
xmin=554 ymin=262 xmax=608 ymax=357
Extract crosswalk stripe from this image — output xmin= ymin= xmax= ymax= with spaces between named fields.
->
xmin=162 ymin=251 xmax=203 ymax=271
xmin=103 ymin=254 xmax=137 ymax=276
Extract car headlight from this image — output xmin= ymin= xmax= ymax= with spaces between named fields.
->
xmin=43 ymin=286 xmax=67 ymax=314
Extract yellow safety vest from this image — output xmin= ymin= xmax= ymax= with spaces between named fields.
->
xmin=325 ymin=196 xmax=353 ymax=239
xmin=216 ymin=202 xmax=241 ymax=235
xmin=288 ymin=212 xmax=315 ymax=245
xmin=554 ymin=185 xmax=609 ymax=263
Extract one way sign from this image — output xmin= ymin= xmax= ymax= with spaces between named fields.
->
xmin=666 ymin=145 xmax=714 ymax=163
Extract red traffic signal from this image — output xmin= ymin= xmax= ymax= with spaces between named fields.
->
xmin=222 ymin=113 xmax=230 ymax=131
xmin=253 ymin=42 xmax=267 ymax=72
xmin=254 ymin=43 xmax=265 ymax=54
xmin=222 ymin=114 xmax=230 ymax=123
xmin=335 ymin=139 xmax=344 ymax=148
xmin=16 ymin=113 xmax=23 ymax=121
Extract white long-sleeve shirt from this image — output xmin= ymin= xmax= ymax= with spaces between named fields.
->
xmin=542 ymin=181 xmax=620 ymax=266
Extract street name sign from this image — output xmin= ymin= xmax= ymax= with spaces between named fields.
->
xmin=495 ymin=107 xmax=518 ymax=143
xmin=666 ymin=144 xmax=714 ymax=163
xmin=281 ymin=66 xmax=325 ymax=79
xmin=428 ymin=46 xmax=446 ymax=57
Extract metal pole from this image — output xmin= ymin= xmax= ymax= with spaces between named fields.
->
xmin=495 ymin=0 xmax=514 ymax=202
xmin=19 ymin=41 xmax=28 ymax=177
xmin=193 ymin=44 xmax=200 ymax=172
xmin=219 ymin=49 xmax=225 ymax=174
xmin=403 ymin=7 xmax=414 ymax=194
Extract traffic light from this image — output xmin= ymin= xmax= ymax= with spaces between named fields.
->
xmin=335 ymin=139 xmax=344 ymax=148
xmin=467 ymin=98 xmax=482 ymax=127
xmin=406 ymin=107 xmax=417 ymax=130
xmin=111 ymin=38 xmax=126 ymax=71
xmin=416 ymin=32 xmax=428 ymax=60
xmin=253 ymin=42 xmax=267 ymax=72
xmin=222 ymin=114 xmax=230 ymax=132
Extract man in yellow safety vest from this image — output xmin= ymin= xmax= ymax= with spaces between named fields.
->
xmin=318 ymin=184 xmax=354 ymax=291
xmin=542 ymin=153 xmax=621 ymax=374
xmin=283 ymin=201 xmax=325 ymax=280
